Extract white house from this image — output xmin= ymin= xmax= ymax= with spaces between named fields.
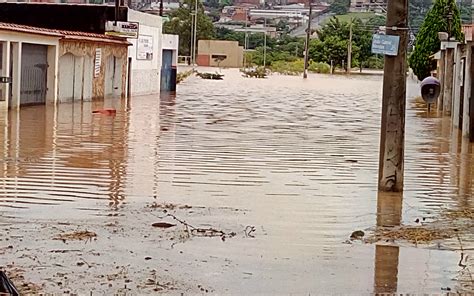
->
xmin=127 ymin=10 xmax=163 ymax=96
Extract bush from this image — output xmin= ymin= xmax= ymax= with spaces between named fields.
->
xmin=270 ymin=59 xmax=305 ymax=75
xmin=366 ymin=56 xmax=384 ymax=69
xmin=308 ymin=62 xmax=331 ymax=73
xmin=270 ymin=60 xmax=331 ymax=75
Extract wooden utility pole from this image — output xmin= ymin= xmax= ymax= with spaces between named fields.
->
xmin=378 ymin=0 xmax=408 ymax=192
xmin=303 ymin=1 xmax=313 ymax=79
xmin=347 ymin=20 xmax=352 ymax=74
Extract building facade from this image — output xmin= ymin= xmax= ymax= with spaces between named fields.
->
xmin=127 ymin=9 xmax=163 ymax=96
xmin=0 ymin=22 xmax=129 ymax=109
xmin=0 ymin=2 xmax=179 ymax=99
xmin=349 ymin=0 xmax=386 ymax=12
xmin=197 ymin=40 xmax=244 ymax=68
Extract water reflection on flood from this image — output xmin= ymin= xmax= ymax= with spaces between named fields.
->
xmin=0 ymin=99 xmax=129 ymax=212
xmin=0 ymin=69 xmax=472 ymax=293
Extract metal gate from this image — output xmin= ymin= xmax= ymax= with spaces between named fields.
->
xmin=160 ymin=49 xmax=176 ymax=92
xmin=21 ymin=44 xmax=48 ymax=105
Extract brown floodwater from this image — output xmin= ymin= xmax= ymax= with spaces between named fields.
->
xmin=0 ymin=69 xmax=472 ymax=294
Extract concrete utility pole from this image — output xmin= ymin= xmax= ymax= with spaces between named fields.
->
xmin=452 ymin=43 xmax=463 ymax=128
xmin=190 ymin=13 xmax=194 ymax=65
xmin=378 ymin=0 xmax=408 ymax=192
xmin=114 ymin=0 xmax=119 ymax=25
xmin=303 ymin=1 xmax=313 ymax=79
xmin=347 ymin=20 xmax=353 ymax=74
xmin=193 ymin=0 xmax=198 ymax=66
xmin=263 ymin=18 xmax=267 ymax=68
xmin=438 ymin=48 xmax=446 ymax=110
xmin=443 ymin=46 xmax=455 ymax=115
xmin=462 ymin=45 xmax=472 ymax=140
xmin=243 ymin=9 xmax=248 ymax=69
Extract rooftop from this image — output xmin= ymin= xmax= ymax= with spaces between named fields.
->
xmin=0 ymin=22 xmax=130 ymax=45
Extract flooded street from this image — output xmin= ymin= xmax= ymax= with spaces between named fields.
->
xmin=0 ymin=69 xmax=473 ymax=294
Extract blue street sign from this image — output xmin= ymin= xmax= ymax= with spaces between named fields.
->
xmin=371 ymin=34 xmax=400 ymax=56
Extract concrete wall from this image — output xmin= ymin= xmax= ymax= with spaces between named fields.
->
xmin=127 ymin=9 xmax=163 ymax=96
xmin=0 ymin=30 xmax=59 ymax=110
xmin=197 ymin=40 xmax=243 ymax=68
xmin=59 ymin=40 xmax=128 ymax=101
xmin=162 ymin=34 xmax=179 ymax=67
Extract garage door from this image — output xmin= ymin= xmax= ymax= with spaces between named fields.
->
xmin=21 ymin=44 xmax=48 ymax=105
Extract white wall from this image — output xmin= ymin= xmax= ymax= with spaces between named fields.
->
xmin=127 ymin=9 xmax=163 ymax=96
xmin=162 ymin=34 xmax=179 ymax=67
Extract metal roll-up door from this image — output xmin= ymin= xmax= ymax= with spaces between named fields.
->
xmin=21 ymin=44 xmax=48 ymax=105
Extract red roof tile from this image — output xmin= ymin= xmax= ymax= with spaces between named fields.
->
xmin=0 ymin=22 xmax=130 ymax=45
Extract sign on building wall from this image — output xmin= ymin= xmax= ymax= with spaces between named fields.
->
xmin=137 ymin=35 xmax=153 ymax=60
xmin=371 ymin=34 xmax=400 ymax=56
xmin=94 ymin=48 xmax=102 ymax=78
xmin=105 ymin=21 xmax=139 ymax=39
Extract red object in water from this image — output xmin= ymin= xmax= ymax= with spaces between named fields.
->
xmin=92 ymin=109 xmax=117 ymax=115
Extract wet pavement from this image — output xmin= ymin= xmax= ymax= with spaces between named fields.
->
xmin=0 ymin=69 xmax=473 ymax=294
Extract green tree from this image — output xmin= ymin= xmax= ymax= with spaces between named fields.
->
xmin=309 ymin=37 xmax=349 ymax=68
xmin=409 ymin=0 xmax=433 ymax=29
xmin=330 ymin=0 xmax=350 ymax=15
xmin=310 ymin=17 xmax=370 ymax=69
xmin=163 ymin=0 xmax=215 ymax=56
xmin=366 ymin=15 xmax=386 ymax=28
xmin=408 ymin=0 xmax=463 ymax=80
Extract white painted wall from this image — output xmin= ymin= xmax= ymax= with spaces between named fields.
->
xmin=58 ymin=53 xmax=74 ymax=102
xmin=127 ymin=9 xmax=163 ymax=96
xmin=105 ymin=56 xmax=124 ymax=98
xmin=162 ymin=34 xmax=179 ymax=67
xmin=58 ymin=53 xmax=87 ymax=103
xmin=83 ymin=55 xmax=93 ymax=101
xmin=0 ymin=41 xmax=9 ymax=109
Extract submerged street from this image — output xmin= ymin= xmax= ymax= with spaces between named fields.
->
xmin=0 ymin=69 xmax=473 ymax=294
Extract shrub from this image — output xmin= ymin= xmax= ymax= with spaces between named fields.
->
xmin=308 ymin=62 xmax=331 ymax=73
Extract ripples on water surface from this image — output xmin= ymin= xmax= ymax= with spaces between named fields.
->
xmin=0 ymin=69 xmax=472 ymax=293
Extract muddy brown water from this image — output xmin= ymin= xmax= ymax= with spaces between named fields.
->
xmin=0 ymin=69 xmax=472 ymax=294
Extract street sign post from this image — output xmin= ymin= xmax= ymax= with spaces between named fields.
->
xmin=105 ymin=21 xmax=139 ymax=39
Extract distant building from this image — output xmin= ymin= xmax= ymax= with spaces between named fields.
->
xmin=350 ymin=0 xmax=387 ymax=12
xmin=234 ymin=0 xmax=264 ymax=6
xmin=137 ymin=1 xmax=180 ymax=15
xmin=197 ymin=40 xmax=243 ymax=68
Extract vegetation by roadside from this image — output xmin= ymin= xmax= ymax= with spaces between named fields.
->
xmin=177 ymin=70 xmax=194 ymax=84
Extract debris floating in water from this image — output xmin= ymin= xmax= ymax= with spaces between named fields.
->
xmin=92 ymin=109 xmax=117 ymax=115
xmin=350 ymin=230 xmax=365 ymax=240
xmin=151 ymin=222 xmax=176 ymax=229
xmin=196 ymin=72 xmax=224 ymax=80
xmin=53 ymin=230 xmax=97 ymax=241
